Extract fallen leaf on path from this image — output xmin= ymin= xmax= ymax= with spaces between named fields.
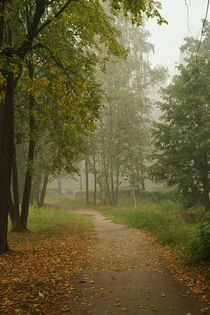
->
xmin=0 ymin=225 xmax=92 ymax=314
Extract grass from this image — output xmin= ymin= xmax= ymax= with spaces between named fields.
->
xmin=8 ymin=203 xmax=95 ymax=249
xmin=8 ymin=205 xmax=94 ymax=233
xmin=27 ymin=205 xmax=94 ymax=233
xmin=99 ymin=200 xmax=198 ymax=249
xmin=3 ymin=204 xmax=94 ymax=315
xmin=97 ymin=198 xmax=210 ymax=290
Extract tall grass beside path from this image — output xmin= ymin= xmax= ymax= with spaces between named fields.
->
xmin=99 ymin=200 xmax=198 ymax=249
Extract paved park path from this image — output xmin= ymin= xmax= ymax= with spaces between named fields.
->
xmin=69 ymin=209 xmax=209 ymax=315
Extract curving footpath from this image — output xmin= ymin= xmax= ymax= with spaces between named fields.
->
xmin=69 ymin=209 xmax=209 ymax=315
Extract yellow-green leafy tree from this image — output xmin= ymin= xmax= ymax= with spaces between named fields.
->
xmin=0 ymin=0 xmax=165 ymax=252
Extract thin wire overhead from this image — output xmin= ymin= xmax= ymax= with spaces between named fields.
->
xmin=196 ymin=0 xmax=210 ymax=55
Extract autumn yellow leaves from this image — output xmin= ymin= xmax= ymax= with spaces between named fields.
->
xmin=0 ymin=221 xmax=92 ymax=314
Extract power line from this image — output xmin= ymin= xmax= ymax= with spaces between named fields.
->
xmin=196 ymin=0 xmax=210 ymax=55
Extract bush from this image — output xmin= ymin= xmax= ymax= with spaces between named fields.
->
xmin=182 ymin=206 xmax=205 ymax=222
xmin=188 ymin=213 xmax=210 ymax=263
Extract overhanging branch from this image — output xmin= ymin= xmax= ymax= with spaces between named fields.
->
xmin=36 ymin=0 xmax=75 ymax=36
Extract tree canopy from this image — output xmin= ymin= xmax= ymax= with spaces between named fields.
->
xmin=150 ymin=23 xmax=210 ymax=211
xmin=0 ymin=0 xmax=166 ymax=252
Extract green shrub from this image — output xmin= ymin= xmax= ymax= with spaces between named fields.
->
xmin=188 ymin=212 xmax=210 ymax=263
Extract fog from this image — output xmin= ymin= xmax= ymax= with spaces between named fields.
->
xmin=146 ymin=0 xmax=209 ymax=73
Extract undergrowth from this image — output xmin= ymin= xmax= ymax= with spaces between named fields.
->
xmin=98 ymin=200 xmax=210 ymax=265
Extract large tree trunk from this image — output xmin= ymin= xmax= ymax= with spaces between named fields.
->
xmin=85 ymin=156 xmax=89 ymax=204
xmin=38 ymin=174 xmax=48 ymax=208
xmin=20 ymin=63 xmax=36 ymax=231
xmin=0 ymin=72 xmax=15 ymax=252
xmin=11 ymin=145 xmax=21 ymax=231
xmin=0 ymin=0 xmax=71 ymax=250
xmin=8 ymin=191 xmax=15 ymax=227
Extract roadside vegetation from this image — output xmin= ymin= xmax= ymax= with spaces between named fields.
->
xmin=95 ymin=192 xmax=210 ymax=290
xmin=1 ymin=205 xmax=94 ymax=314
xmin=48 ymin=190 xmax=210 ymax=289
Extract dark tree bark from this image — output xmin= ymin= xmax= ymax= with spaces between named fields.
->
xmin=11 ymin=145 xmax=21 ymax=231
xmin=8 ymin=191 xmax=15 ymax=227
xmin=20 ymin=63 xmax=36 ymax=231
xmin=0 ymin=0 xmax=73 ymax=252
xmin=38 ymin=174 xmax=48 ymax=208
xmin=0 ymin=72 xmax=15 ymax=252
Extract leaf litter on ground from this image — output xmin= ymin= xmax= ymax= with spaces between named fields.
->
xmin=0 ymin=224 xmax=92 ymax=314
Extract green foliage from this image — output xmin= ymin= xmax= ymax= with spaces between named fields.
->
xmin=85 ymin=15 xmax=167 ymax=206
xmin=150 ymin=24 xmax=210 ymax=211
xmin=28 ymin=205 xmax=94 ymax=233
xmin=188 ymin=212 xmax=210 ymax=262
xmin=100 ymin=200 xmax=195 ymax=248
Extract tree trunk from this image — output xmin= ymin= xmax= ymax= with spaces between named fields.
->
xmin=115 ymin=168 xmax=119 ymax=206
xmin=8 ymin=191 xmax=15 ymax=227
xmin=102 ymin=153 xmax=111 ymax=206
xmin=35 ymin=176 xmax=42 ymax=205
xmin=93 ymin=151 xmax=97 ymax=205
xmin=21 ymin=142 xmax=36 ymax=230
xmin=79 ymin=161 xmax=83 ymax=190
xmin=11 ymin=145 xmax=21 ymax=231
xmin=20 ymin=63 xmax=36 ymax=231
xmin=0 ymin=72 xmax=15 ymax=252
xmin=58 ymin=177 xmax=62 ymax=194
xmin=141 ymin=178 xmax=145 ymax=191
xmin=132 ymin=185 xmax=137 ymax=209
xmin=38 ymin=174 xmax=48 ymax=208
xmin=110 ymin=170 xmax=115 ymax=206
xmin=85 ymin=156 xmax=89 ymax=204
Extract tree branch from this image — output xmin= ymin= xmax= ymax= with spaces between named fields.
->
xmin=0 ymin=0 xmax=6 ymax=48
xmin=36 ymin=0 xmax=74 ymax=36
